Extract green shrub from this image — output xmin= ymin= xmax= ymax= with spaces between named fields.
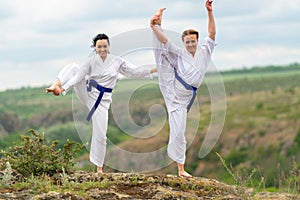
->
xmin=225 ymin=148 xmax=247 ymax=167
xmin=258 ymin=130 xmax=266 ymax=137
xmin=44 ymin=122 xmax=81 ymax=148
xmin=294 ymin=128 xmax=300 ymax=147
xmin=256 ymin=103 xmax=264 ymax=110
xmin=0 ymin=129 xmax=83 ymax=177
xmin=287 ymin=128 xmax=300 ymax=156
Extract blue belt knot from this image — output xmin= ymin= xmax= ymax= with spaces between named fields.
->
xmin=174 ymin=68 xmax=197 ymax=112
xmin=86 ymin=79 xmax=112 ymax=121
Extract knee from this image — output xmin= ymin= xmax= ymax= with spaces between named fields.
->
xmin=173 ymin=133 xmax=186 ymax=144
xmin=69 ymin=63 xmax=80 ymax=75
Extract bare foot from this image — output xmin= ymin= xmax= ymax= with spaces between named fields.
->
xmin=97 ymin=166 xmax=103 ymax=174
xmin=152 ymin=7 xmax=166 ymax=26
xmin=155 ymin=7 xmax=166 ymax=16
xmin=45 ymin=84 xmax=61 ymax=96
xmin=179 ymin=171 xmax=192 ymax=178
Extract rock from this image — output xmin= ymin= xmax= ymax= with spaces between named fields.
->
xmin=0 ymin=171 xmax=298 ymax=199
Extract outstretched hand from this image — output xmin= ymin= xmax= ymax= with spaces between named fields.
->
xmin=150 ymin=7 xmax=166 ymax=27
xmin=206 ymin=0 xmax=213 ymax=12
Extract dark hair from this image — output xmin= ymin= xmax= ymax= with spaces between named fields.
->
xmin=91 ymin=33 xmax=110 ymax=47
xmin=181 ymin=29 xmax=199 ymax=41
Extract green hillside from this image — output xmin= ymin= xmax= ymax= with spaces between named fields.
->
xmin=0 ymin=63 xmax=299 ymax=191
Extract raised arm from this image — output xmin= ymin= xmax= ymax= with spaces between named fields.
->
xmin=206 ymin=0 xmax=216 ymax=41
xmin=150 ymin=8 xmax=168 ymax=44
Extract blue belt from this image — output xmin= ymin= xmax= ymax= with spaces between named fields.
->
xmin=174 ymin=68 xmax=197 ymax=112
xmin=86 ymin=79 xmax=113 ymax=121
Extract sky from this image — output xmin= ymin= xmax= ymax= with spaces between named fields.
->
xmin=0 ymin=0 xmax=299 ymax=91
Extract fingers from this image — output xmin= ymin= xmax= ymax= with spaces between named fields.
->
xmin=206 ymin=0 xmax=213 ymax=5
xmin=152 ymin=15 xmax=160 ymax=21
xmin=150 ymin=16 xmax=159 ymax=27
xmin=150 ymin=15 xmax=162 ymax=26
xmin=206 ymin=0 xmax=213 ymax=11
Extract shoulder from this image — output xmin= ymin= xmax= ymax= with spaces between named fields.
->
xmin=87 ymin=52 xmax=98 ymax=59
xmin=84 ymin=53 xmax=98 ymax=64
xmin=106 ymin=54 xmax=124 ymax=67
xmin=109 ymin=54 xmax=123 ymax=63
xmin=204 ymin=36 xmax=216 ymax=45
xmin=165 ymin=40 xmax=184 ymax=54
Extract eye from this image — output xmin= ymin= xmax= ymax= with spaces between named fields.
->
xmin=97 ymin=45 xmax=108 ymax=49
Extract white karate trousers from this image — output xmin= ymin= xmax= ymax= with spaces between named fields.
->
xmin=153 ymin=34 xmax=192 ymax=165
xmin=57 ymin=63 xmax=110 ymax=167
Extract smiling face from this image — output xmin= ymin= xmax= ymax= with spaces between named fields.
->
xmin=183 ymin=34 xmax=198 ymax=56
xmin=95 ymin=39 xmax=109 ymax=60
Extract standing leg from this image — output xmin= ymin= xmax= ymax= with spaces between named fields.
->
xmin=167 ymin=107 xmax=192 ymax=177
xmin=89 ymin=101 xmax=109 ymax=173
xmin=46 ymin=63 xmax=110 ymax=172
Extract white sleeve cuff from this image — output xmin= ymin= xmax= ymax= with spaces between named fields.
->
xmin=205 ymin=36 xmax=217 ymax=46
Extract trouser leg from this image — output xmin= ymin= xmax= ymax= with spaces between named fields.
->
xmin=57 ymin=63 xmax=108 ymax=167
xmin=89 ymin=103 xmax=109 ymax=167
xmin=152 ymin=32 xmax=176 ymax=110
xmin=57 ymin=63 xmax=79 ymax=86
xmin=167 ymin=107 xmax=187 ymax=164
xmin=57 ymin=63 xmax=90 ymax=107
xmin=73 ymin=80 xmax=90 ymax=108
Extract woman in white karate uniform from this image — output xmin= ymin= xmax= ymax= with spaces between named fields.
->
xmin=46 ymin=33 xmax=156 ymax=173
xmin=150 ymin=0 xmax=216 ymax=177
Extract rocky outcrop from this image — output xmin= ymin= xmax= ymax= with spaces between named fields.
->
xmin=0 ymin=171 xmax=298 ymax=199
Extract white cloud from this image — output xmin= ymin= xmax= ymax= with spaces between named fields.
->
xmin=0 ymin=0 xmax=299 ymax=91
xmin=3 ymin=0 xmax=89 ymax=21
xmin=214 ymin=45 xmax=300 ymax=70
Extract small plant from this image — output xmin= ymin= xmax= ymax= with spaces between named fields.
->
xmin=0 ymin=129 xmax=83 ymax=177
xmin=129 ymin=171 xmax=140 ymax=186
xmin=216 ymin=152 xmax=238 ymax=186
xmin=216 ymin=152 xmax=266 ymax=197
xmin=60 ymin=167 xmax=69 ymax=186
xmin=0 ymin=161 xmax=13 ymax=188
xmin=277 ymin=157 xmax=300 ymax=194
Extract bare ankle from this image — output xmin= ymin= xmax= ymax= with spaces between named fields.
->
xmin=97 ymin=166 xmax=103 ymax=173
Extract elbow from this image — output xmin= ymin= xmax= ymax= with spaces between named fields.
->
xmin=208 ymin=31 xmax=216 ymax=41
xmin=162 ymin=38 xmax=168 ymax=44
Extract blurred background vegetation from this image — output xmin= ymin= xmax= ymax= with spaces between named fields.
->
xmin=0 ymin=63 xmax=299 ymax=191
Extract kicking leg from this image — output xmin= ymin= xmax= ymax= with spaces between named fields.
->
xmin=45 ymin=63 xmax=80 ymax=96
xmin=154 ymin=7 xmax=166 ymax=25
